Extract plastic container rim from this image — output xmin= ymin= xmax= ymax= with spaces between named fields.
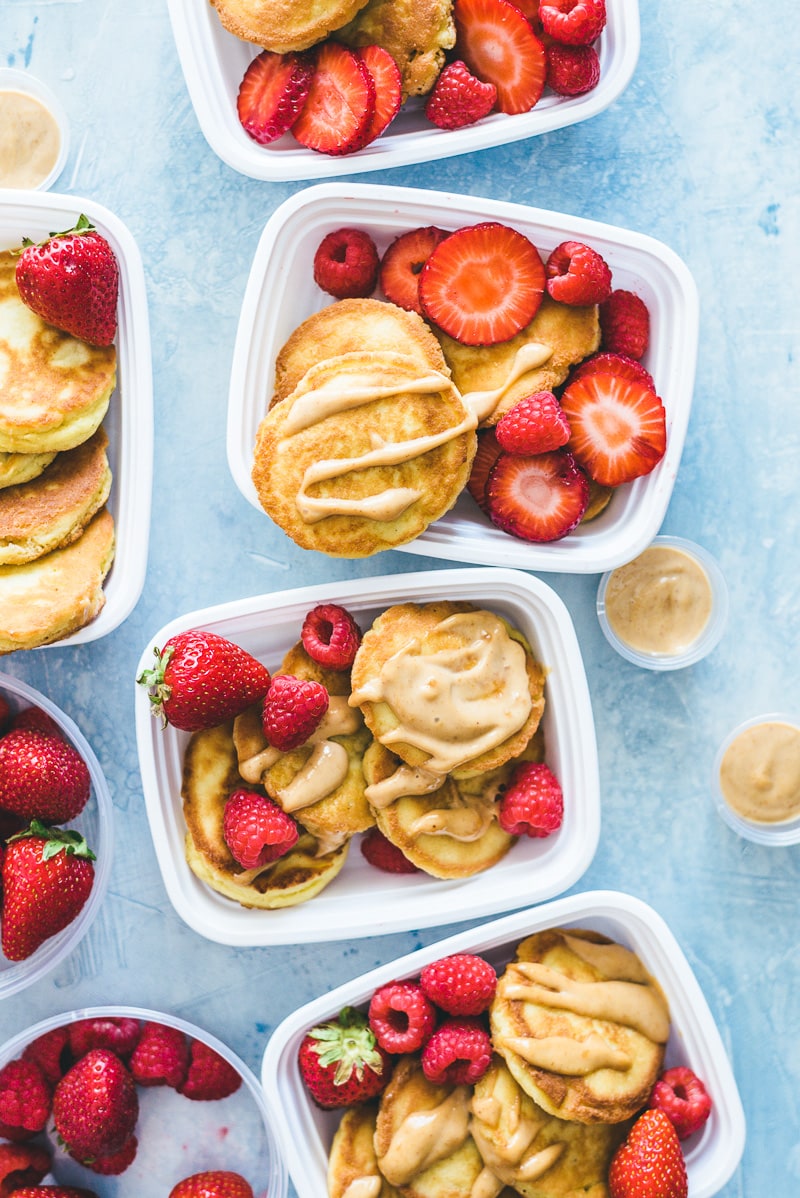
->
xmin=0 ymin=67 xmax=70 ymax=191
xmin=712 ymin=711 xmax=800 ymax=846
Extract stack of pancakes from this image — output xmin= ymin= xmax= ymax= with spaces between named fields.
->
xmin=0 ymin=250 xmax=117 ymax=652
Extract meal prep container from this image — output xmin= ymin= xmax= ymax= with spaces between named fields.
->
xmin=0 ymin=1004 xmax=286 ymax=1198
xmin=0 ymin=673 xmax=113 ymax=999
xmin=167 ymin=0 xmax=640 ymax=182
xmin=0 ymin=68 xmax=70 ymax=191
xmin=227 ymin=182 xmax=698 ymax=574
xmin=261 ymin=889 xmax=746 ymax=1198
xmin=0 ymin=190 xmax=153 ymax=645
xmin=134 ymin=566 xmax=599 ymax=946
xmin=713 ymin=713 xmax=800 ymax=847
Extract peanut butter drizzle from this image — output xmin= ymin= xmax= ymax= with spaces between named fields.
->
xmin=461 ymin=342 xmax=554 ymax=424
xmin=470 ymin=1090 xmax=563 ymax=1182
xmin=471 ymin=1166 xmax=506 ymax=1198
xmin=378 ymin=1086 xmax=471 ymax=1186
xmin=496 ymin=1032 xmax=632 ymax=1075
xmin=340 ymin=1177 xmax=382 ymax=1198
xmin=408 ymin=793 xmax=496 ymax=842
xmin=365 ymin=763 xmax=444 ymax=809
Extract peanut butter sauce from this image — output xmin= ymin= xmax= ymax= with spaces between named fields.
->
xmin=719 ymin=719 xmax=800 ymax=824
xmin=0 ymin=89 xmax=61 ymax=188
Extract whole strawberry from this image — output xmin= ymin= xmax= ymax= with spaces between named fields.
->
xmin=298 ymin=1007 xmax=392 ymax=1109
xmin=608 ymin=1108 xmax=688 ymax=1198
xmin=52 ymin=1048 xmax=139 ymax=1161
xmin=137 ymin=630 xmax=271 ymax=732
xmin=1 ymin=822 xmax=96 ymax=962
xmin=0 ymin=729 xmax=91 ymax=824
xmin=15 ymin=214 xmax=119 ymax=347
xmin=169 ymin=1172 xmax=254 ymax=1198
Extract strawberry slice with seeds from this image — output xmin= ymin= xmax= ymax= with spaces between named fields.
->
xmin=453 ymin=0 xmax=547 ymax=114
xmin=237 ymin=50 xmax=314 ymax=145
xmin=380 ymin=225 xmax=451 ymax=313
xmin=567 ymin=351 xmax=655 ymax=392
xmin=419 ymin=221 xmax=545 ymax=346
xmin=560 ymin=372 xmax=667 ymax=486
xmin=292 ymin=42 xmax=376 ymax=156
xmin=486 ymin=449 xmax=589 ymax=541
xmin=358 ymin=44 xmax=403 ymax=145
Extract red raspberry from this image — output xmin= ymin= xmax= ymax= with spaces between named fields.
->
xmin=179 ymin=1039 xmax=242 ymax=1101
xmin=301 ymin=603 xmax=362 ymax=670
xmin=79 ymin=1133 xmax=138 ymax=1175
xmin=495 ymin=391 xmax=570 ymax=455
xmin=0 ymin=1058 xmax=51 ymax=1136
xmin=424 ymin=60 xmax=497 ymax=130
xmin=313 ymin=227 xmax=380 ymax=299
xmin=419 ymin=953 xmax=497 ymax=1016
xmin=129 ymin=1022 xmax=189 ymax=1089
xmin=649 ymin=1066 xmax=713 ymax=1140
xmin=420 ymin=1018 xmax=492 ymax=1086
xmin=368 ymin=981 xmax=437 ymax=1053
xmin=262 ymin=675 xmax=329 ymax=751
xmin=69 ymin=1017 xmax=142 ymax=1060
xmin=498 ymin=762 xmax=564 ymax=837
xmin=360 ymin=827 xmax=420 ymax=874
xmin=22 ymin=1026 xmax=71 ymax=1085
xmin=222 ymin=789 xmax=299 ymax=869
xmin=568 ymin=351 xmax=655 ymax=392
xmin=545 ymin=240 xmax=612 ymax=306
xmin=0 ymin=1141 xmax=51 ymax=1191
xmin=546 ymin=42 xmax=600 ymax=95
xmin=599 ymin=289 xmax=650 ymax=359
xmin=539 ymin=0 xmax=607 ymax=46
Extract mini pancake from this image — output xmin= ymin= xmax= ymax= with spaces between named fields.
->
xmin=490 ymin=929 xmax=670 ymax=1125
xmin=0 ymin=250 xmax=117 ymax=454
xmin=435 ymin=295 xmax=600 ymax=426
xmin=337 ymin=0 xmax=456 ymax=97
xmin=0 ymin=507 xmax=115 ymax=654
xmin=328 ymin=1104 xmax=402 ymax=1198
xmin=350 ymin=601 xmax=545 ymax=779
xmin=580 ymin=477 xmax=614 ymax=523
xmin=232 ymin=641 xmax=374 ymax=852
xmin=209 ymin=0 xmax=371 ymax=52
xmin=252 ymin=350 xmax=476 ymax=558
xmin=0 ymin=449 xmax=56 ymax=489
xmin=470 ymin=1057 xmax=628 ymax=1198
xmin=182 ymin=720 xmax=348 ymax=909
xmin=0 ymin=428 xmax=111 ymax=565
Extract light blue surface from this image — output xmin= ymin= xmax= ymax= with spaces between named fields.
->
xmin=2 ymin=2 xmax=799 ymax=1194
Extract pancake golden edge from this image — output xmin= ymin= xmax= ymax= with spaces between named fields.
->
xmin=328 ymin=1104 xmax=401 ymax=1198
xmin=0 ymin=449 xmax=56 ymax=489
xmin=208 ymin=0 xmax=371 ymax=52
xmin=337 ymin=0 xmax=457 ymax=97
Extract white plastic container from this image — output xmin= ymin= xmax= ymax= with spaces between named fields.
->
xmin=0 ymin=68 xmax=70 ymax=190
xmin=0 ymin=673 xmax=113 ymax=999
xmin=134 ymin=566 xmax=599 ymax=946
xmin=166 ymin=0 xmax=640 ymax=181
xmin=261 ymin=889 xmax=746 ymax=1198
xmin=0 ymin=1005 xmax=287 ymax=1198
xmin=227 ymin=182 xmax=698 ymax=574
xmin=0 ymin=191 xmax=153 ymax=646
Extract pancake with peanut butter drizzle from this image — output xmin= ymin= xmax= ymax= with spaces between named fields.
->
xmin=350 ymin=601 xmax=545 ymax=783
xmin=490 ymin=930 xmax=670 ymax=1125
xmin=233 ymin=641 xmax=374 ymax=853
xmin=181 ymin=721 xmax=348 ymax=908
xmin=328 ymin=1104 xmax=402 ymax=1198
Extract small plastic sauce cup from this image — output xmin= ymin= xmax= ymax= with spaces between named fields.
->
xmin=714 ymin=714 xmax=800 ymax=845
xmin=0 ymin=68 xmax=69 ymax=190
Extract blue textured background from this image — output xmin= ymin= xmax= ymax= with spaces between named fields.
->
xmin=2 ymin=1 xmax=799 ymax=1193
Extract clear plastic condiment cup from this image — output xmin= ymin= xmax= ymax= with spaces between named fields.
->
xmin=0 ymin=68 xmax=70 ymax=190
xmin=713 ymin=713 xmax=800 ymax=846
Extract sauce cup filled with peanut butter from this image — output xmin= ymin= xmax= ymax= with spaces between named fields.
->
xmin=714 ymin=714 xmax=800 ymax=845
xmin=0 ymin=68 xmax=69 ymax=190
xmin=596 ymin=535 xmax=728 ymax=671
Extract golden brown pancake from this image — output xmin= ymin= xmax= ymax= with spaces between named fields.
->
xmin=435 ymin=295 xmax=600 ymax=426
xmin=0 ymin=250 xmax=117 ymax=453
xmin=337 ymin=0 xmax=456 ymax=97
xmin=581 ymin=477 xmax=614 ymax=523
xmin=0 ymin=449 xmax=56 ymax=489
xmin=0 ymin=507 xmax=115 ymax=654
xmin=208 ymin=0 xmax=371 ymax=52
xmin=0 ymin=428 xmax=111 ymax=565
xmin=328 ymin=1104 xmax=402 ymax=1198
xmin=490 ymin=929 xmax=670 ymax=1125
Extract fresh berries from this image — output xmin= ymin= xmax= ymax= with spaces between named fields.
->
xmin=420 ymin=1018 xmax=492 ymax=1086
xmin=313 ymin=228 xmax=380 ymax=300
xmin=379 ymin=226 xmax=450 ymax=314
xmin=236 ymin=50 xmax=314 ymax=145
xmin=560 ymin=372 xmax=667 ymax=486
xmin=368 ymin=982 xmax=437 ymax=1054
xmin=262 ymin=675 xmax=329 ymax=752
xmin=0 ymin=730 xmax=90 ymax=824
xmin=22 ymin=1026 xmax=71 ymax=1086
xmin=497 ymin=762 xmax=564 ymax=837
xmin=179 ymin=1039 xmax=242 ymax=1101
xmin=545 ymin=240 xmax=613 ymax=306
xmin=222 ymin=789 xmax=299 ymax=869
xmin=568 ymin=350 xmax=655 ymax=392
xmin=298 ymin=1007 xmax=392 ymax=1109
xmin=301 ymin=603 xmax=362 ymax=670
xmin=495 ymin=392 xmax=571 ymax=455
xmin=425 ymin=60 xmax=497 ymax=130
xmin=486 ymin=449 xmax=589 ymax=542
xmin=0 ymin=1142 xmax=51 ymax=1194
xmin=53 ymin=1048 xmax=139 ymax=1161
xmin=9 ymin=706 xmax=64 ymax=739
xmin=69 ymin=1017 xmax=142 ymax=1061
xmin=129 ymin=1021 xmax=190 ymax=1089
xmin=292 ymin=42 xmax=376 ymax=156
xmin=0 ymin=1058 xmax=51 ymax=1136
xmin=545 ymin=41 xmax=601 ymax=95
xmin=649 ymin=1065 xmax=713 ymax=1140
xmin=358 ymin=45 xmax=403 ymax=144
xmin=599 ymin=289 xmax=651 ymax=359
xmin=15 ymin=214 xmax=119 ymax=347
xmin=419 ymin=221 xmax=545 ymax=346
xmin=169 ymin=1171 xmax=254 ymax=1198
xmin=137 ymin=630 xmax=271 ymax=732
xmin=360 ymin=827 xmax=420 ymax=874
xmin=419 ymin=953 xmax=497 ymax=1015
xmin=608 ymin=1108 xmax=688 ymax=1198
xmin=78 ymin=1134 xmax=138 ymax=1175
xmin=453 ymin=0 xmax=547 ymax=114
xmin=11 ymin=1188 xmax=99 ymax=1198
xmin=539 ymin=0 xmax=607 ymax=46
xmin=466 ymin=429 xmax=503 ymax=514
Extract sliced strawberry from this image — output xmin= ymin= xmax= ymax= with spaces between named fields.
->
xmin=486 ymin=450 xmax=589 ymax=542
xmin=419 ymin=221 xmax=545 ymax=346
xmin=379 ymin=226 xmax=451 ymax=313
xmin=237 ymin=50 xmax=314 ymax=145
xmin=453 ymin=0 xmax=547 ymax=114
xmin=560 ymin=372 xmax=667 ymax=486
xmin=292 ymin=42 xmax=376 ymax=156
xmin=358 ymin=44 xmax=403 ymax=145
xmin=567 ymin=351 xmax=656 ymax=392
xmin=466 ymin=429 xmax=503 ymax=512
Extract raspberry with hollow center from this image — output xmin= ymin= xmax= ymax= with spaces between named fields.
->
xmin=545 ymin=240 xmax=612 ymax=306
xmin=421 ymin=1018 xmax=492 ymax=1086
xmin=495 ymin=391 xmax=571 ymax=455
xmin=262 ymin=674 xmax=329 ymax=751
xmin=360 ymin=827 xmax=420 ymax=874
xmin=301 ymin=603 xmax=362 ymax=670
xmin=649 ymin=1066 xmax=713 ymax=1140
xmin=313 ymin=227 xmax=380 ymax=299
xmin=368 ymin=981 xmax=437 ymax=1053
xmin=599 ymin=289 xmax=650 ymax=359
xmin=539 ymin=0 xmax=607 ymax=46
xmin=223 ymin=789 xmax=299 ymax=869
xmin=419 ymin=953 xmax=498 ymax=1015
xmin=498 ymin=762 xmax=564 ymax=837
